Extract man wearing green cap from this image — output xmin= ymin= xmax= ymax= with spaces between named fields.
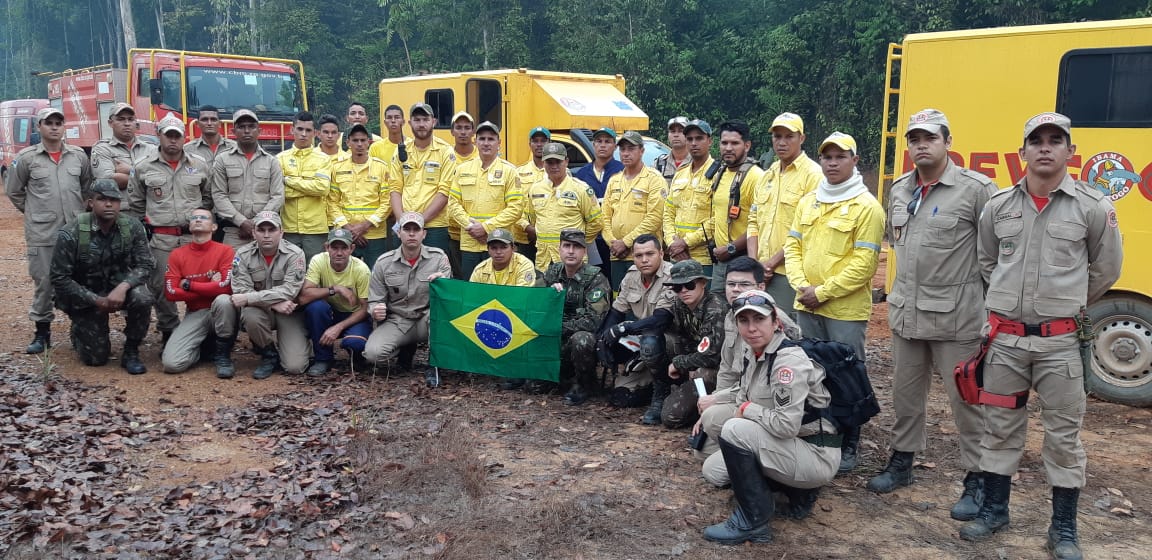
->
xmin=469 ymin=228 xmax=540 ymax=286
xmin=602 ymin=131 xmax=666 ymax=291
xmin=515 ymin=126 xmax=552 ymax=263
xmin=448 ymin=121 xmax=524 ymax=281
xmin=523 ymin=142 xmax=603 ymax=271
xmin=575 ymin=127 xmax=625 ymax=275
xmin=298 ymin=228 xmax=372 ymax=376
xmin=655 ymin=259 xmax=727 ymax=427
xmin=51 ymin=180 xmax=155 ymax=374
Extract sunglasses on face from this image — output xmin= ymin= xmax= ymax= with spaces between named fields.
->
xmin=669 ymin=283 xmax=695 ymax=293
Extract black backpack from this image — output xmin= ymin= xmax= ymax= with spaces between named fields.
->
xmin=769 ymin=338 xmax=881 ymax=431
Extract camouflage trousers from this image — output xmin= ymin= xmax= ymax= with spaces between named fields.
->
xmin=560 ymin=331 xmax=597 ymax=386
xmin=59 ymin=285 xmax=153 ymax=366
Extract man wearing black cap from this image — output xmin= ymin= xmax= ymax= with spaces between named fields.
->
xmin=387 ymin=103 xmax=458 ymax=274
xmin=50 ymin=180 xmax=155 ymax=374
xmin=298 ymin=228 xmax=373 ymax=376
xmin=6 ymin=107 xmax=94 ymax=354
xmin=210 ymin=109 xmax=285 ymax=249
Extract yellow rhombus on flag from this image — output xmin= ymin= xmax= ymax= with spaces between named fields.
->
xmin=449 ymin=299 xmax=538 ymax=359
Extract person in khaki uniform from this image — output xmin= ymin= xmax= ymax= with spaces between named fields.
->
xmin=695 ymin=291 xmax=840 ymax=544
xmin=523 ymin=142 xmax=604 ymax=271
xmin=386 ymin=103 xmax=457 ymax=270
xmin=5 ymin=107 xmax=93 ymax=354
xmin=278 ymin=111 xmax=333 ymax=261
xmin=448 ymin=121 xmax=524 ymax=281
xmin=664 ymin=120 xmax=715 ymax=273
xmin=960 ymin=113 xmax=1122 ymax=560
xmin=602 ymin=131 xmax=666 ymax=291
xmin=329 ymin=124 xmax=392 ymax=268
xmin=866 ymin=109 xmax=998 ymax=520
xmin=226 ymin=211 xmax=308 ymax=379
xmin=184 ymin=105 xmax=237 ymax=166
xmin=746 ymin=112 xmax=823 ymax=318
xmin=514 ymin=126 xmax=551 ymax=263
xmin=210 ymin=109 xmax=285 ymax=248
xmin=127 ymin=114 xmax=212 ymax=343
xmin=364 ymin=211 xmax=452 ymax=387
xmin=705 ymin=121 xmax=766 ymax=296
xmin=469 ymin=228 xmax=540 ymax=287
xmin=91 ymin=102 xmax=157 ymax=190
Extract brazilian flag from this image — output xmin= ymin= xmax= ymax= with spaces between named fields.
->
xmin=429 ymin=279 xmax=563 ymax=381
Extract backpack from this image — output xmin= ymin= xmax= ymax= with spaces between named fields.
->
xmin=76 ymin=212 xmax=133 ymax=270
xmin=769 ymin=338 xmax=881 ymax=431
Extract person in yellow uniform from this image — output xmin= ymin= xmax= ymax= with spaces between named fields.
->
xmin=316 ymin=114 xmax=347 ymax=160
xmin=515 ymin=126 xmax=551 ymax=263
xmin=602 ymin=130 xmax=666 ymax=291
xmin=706 ymin=120 xmax=765 ymax=296
xmin=746 ymin=112 xmax=823 ymax=318
xmin=469 ymin=228 xmax=540 ymax=286
xmin=664 ymin=120 xmax=715 ymax=278
xmin=386 ymin=102 xmax=457 ymax=275
xmin=523 ymin=143 xmax=603 ymax=271
xmin=447 ymin=111 xmax=479 ymax=278
xmin=369 ymin=105 xmax=405 ymax=171
xmin=278 ymin=111 xmax=332 ymax=261
xmin=448 ymin=121 xmax=524 ymax=280
xmin=329 ymin=124 xmax=392 ymax=268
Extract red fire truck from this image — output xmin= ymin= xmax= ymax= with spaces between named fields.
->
xmin=47 ymin=49 xmax=307 ymax=153
xmin=0 ymin=98 xmax=50 ymax=181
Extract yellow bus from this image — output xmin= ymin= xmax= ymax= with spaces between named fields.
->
xmin=879 ymin=18 xmax=1152 ymax=406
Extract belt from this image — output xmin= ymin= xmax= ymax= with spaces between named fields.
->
xmin=152 ymin=225 xmax=189 ymax=236
xmin=990 ymin=313 xmax=1078 ymax=337
xmin=801 ymin=433 xmax=843 ymax=448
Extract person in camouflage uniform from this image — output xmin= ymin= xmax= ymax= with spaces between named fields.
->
xmin=50 ymin=180 xmax=155 ymax=374
xmin=536 ymin=229 xmax=611 ymax=405
xmin=659 ymin=259 xmax=728 ymax=428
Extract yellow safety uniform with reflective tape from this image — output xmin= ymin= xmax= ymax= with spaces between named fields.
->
xmin=448 ymin=148 xmax=479 ymax=242
xmin=448 ymin=157 xmax=524 ymax=253
xmin=524 ymin=176 xmax=603 ymax=270
xmin=748 ymin=153 xmax=822 ymax=273
xmin=469 ymin=253 xmax=539 ymax=286
xmin=709 ymin=163 xmax=765 ymax=248
xmin=663 ymin=157 xmax=715 ymax=262
xmin=368 ymin=137 xmax=397 ymax=165
xmin=515 ymin=161 xmax=546 ymax=245
xmin=386 ymin=137 xmax=456 ymax=227
xmin=278 ymin=146 xmax=333 ymax=234
xmin=328 ymin=156 xmax=391 ymax=240
xmin=603 ymin=166 xmax=666 ymax=259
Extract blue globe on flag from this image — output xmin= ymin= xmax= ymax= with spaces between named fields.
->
xmin=474 ymin=309 xmax=513 ymax=349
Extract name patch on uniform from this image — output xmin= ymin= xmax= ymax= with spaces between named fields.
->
xmin=777 ymin=367 xmax=794 ymax=385
xmin=697 ymin=337 xmax=711 ymax=353
xmin=995 ymin=210 xmax=1022 ymax=222
xmin=559 ymin=191 xmax=578 ymax=201
xmin=1000 ymin=240 xmax=1015 ymax=255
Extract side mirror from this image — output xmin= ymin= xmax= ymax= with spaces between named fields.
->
xmin=149 ymin=78 xmax=163 ymax=106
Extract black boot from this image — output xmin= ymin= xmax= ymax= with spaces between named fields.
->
xmin=642 ymin=380 xmax=671 ymax=425
xmin=424 ymin=367 xmax=440 ymax=388
xmin=702 ymin=436 xmax=774 ymax=544
xmin=214 ymin=337 xmax=236 ymax=379
xmin=866 ymin=450 xmax=915 ymax=493
xmin=396 ymin=343 xmax=416 ymax=371
xmin=26 ymin=321 xmax=51 ymax=354
xmin=950 ymin=471 xmax=985 ymax=521
xmin=253 ymin=346 xmax=280 ymax=380
xmin=121 ymin=339 xmax=147 ymax=375
xmin=564 ymin=371 xmax=593 ymax=406
xmin=780 ymin=485 xmax=820 ymax=520
xmin=1047 ymin=487 xmax=1082 ymax=560
xmin=959 ymin=472 xmax=1012 ymax=541
xmin=838 ymin=426 xmax=861 ymax=474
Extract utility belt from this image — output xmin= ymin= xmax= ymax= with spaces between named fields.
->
xmin=989 ymin=313 xmax=1078 ymax=337
xmin=151 ymin=225 xmax=190 ymax=236
xmin=801 ymin=433 xmax=843 ymax=448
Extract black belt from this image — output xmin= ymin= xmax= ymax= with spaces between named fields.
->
xmin=801 ymin=433 xmax=843 ymax=448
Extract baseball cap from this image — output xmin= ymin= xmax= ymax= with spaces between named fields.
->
xmin=684 ymin=119 xmax=712 ymax=136
xmin=253 ymin=210 xmax=282 ymax=228
xmin=109 ymin=102 xmax=135 ymax=117
xmin=476 ymin=121 xmax=500 ymax=135
xmin=819 ymin=132 xmax=857 ymax=154
xmin=37 ymin=107 xmax=64 ymax=123
xmin=669 ymin=259 xmax=708 ymax=284
xmin=90 ymin=179 xmax=122 ymax=200
xmin=559 ymin=229 xmax=587 ymax=248
xmin=528 ymin=126 xmax=551 ymax=140
xmin=233 ymin=109 xmax=259 ymax=124
xmin=667 ymin=116 xmax=689 ymax=129
xmin=398 ymin=211 xmax=425 ymax=229
xmin=541 ymin=142 xmax=568 ymax=161
xmin=410 ymin=103 xmax=434 ymax=118
xmin=451 ymin=111 xmax=475 ymax=125
xmin=487 ymin=228 xmax=514 ymax=245
xmin=592 ymin=127 xmax=617 ymax=140
xmin=1023 ymin=112 xmax=1072 ymax=140
xmin=771 ymin=112 xmax=804 ymax=133
xmin=327 ymin=228 xmax=355 ymax=247
xmin=157 ymin=113 xmax=185 ymax=136
xmin=616 ymin=130 xmax=644 ymax=146
xmin=732 ymin=289 xmax=778 ymax=318
xmin=346 ymin=123 xmax=370 ymax=138
xmin=906 ymin=108 xmax=949 ymax=135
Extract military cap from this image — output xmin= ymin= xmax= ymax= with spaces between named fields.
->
xmin=398 ymin=211 xmax=425 ymax=229
xmin=617 ymin=130 xmax=644 ymax=146
xmin=906 ymin=108 xmax=949 ymax=135
xmin=669 ymin=259 xmax=708 ymax=285
xmin=253 ymin=210 xmax=282 ymax=228
xmin=541 ymin=142 xmax=568 ymax=161
xmin=327 ymin=228 xmax=355 ymax=247
xmin=346 ymin=123 xmax=370 ymax=138
xmin=410 ymin=103 xmax=434 ymax=118
xmin=1023 ymin=112 xmax=1072 ymax=140
xmin=476 ymin=121 xmax=500 ymax=135
xmin=592 ymin=127 xmax=617 ymax=140
xmin=528 ymin=126 xmax=551 ymax=140
xmin=109 ymin=102 xmax=135 ymax=116
xmin=667 ymin=116 xmax=689 ymax=129
xmin=90 ymin=179 xmax=122 ymax=200
xmin=157 ymin=113 xmax=185 ymax=136
xmin=684 ymin=119 xmax=712 ymax=136
xmin=487 ymin=228 xmax=514 ymax=245
xmin=559 ymin=229 xmax=587 ymax=247
xmin=451 ymin=111 xmax=475 ymax=125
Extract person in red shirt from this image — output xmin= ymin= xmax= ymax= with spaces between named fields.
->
xmin=162 ymin=208 xmax=237 ymax=377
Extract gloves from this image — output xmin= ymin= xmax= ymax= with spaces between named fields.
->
xmin=599 ymin=321 xmax=630 ymax=348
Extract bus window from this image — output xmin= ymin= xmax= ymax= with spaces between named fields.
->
xmin=1058 ymin=47 xmax=1152 ymax=127
xmin=14 ymin=117 xmax=31 ymax=144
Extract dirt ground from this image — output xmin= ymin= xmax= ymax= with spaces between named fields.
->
xmin=1 ymin=198 xmax=1149 ymax=560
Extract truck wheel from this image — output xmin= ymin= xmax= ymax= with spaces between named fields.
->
xmin=1087 ymin=296 xmax=1152 ymax=407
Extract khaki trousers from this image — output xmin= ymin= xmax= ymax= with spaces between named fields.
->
xmin=162 ymin=298 xmax=238 ymax=373
xmin=701 ymin=417 xmax=840 ymax=489
xmin=364 ymin=316 xmax=428 ymax=364
xmin=241 ymin=306 xmax=310 ymax=374
xmin=149 ymin=234 xmax=192 ymax=333
xmin=27 ymin=246 xmax=55 ymax=322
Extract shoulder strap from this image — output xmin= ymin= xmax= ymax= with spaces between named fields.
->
xmin=77 ymin=213 xmax=92 ymax=269
xmin=117 ymin=216 xmax=133 ymax=252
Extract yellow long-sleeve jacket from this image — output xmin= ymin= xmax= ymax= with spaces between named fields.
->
xmin=278 ymin=146 xmax=332 ymax=234
xmin=448 ymin=157 xmax=524 ymax=253
xmin=524 ymin=175 xmax=603 ymax=270
xmin=748 ymin=153 xmax=822 ymax=274
xmin=328 ymin=156 xmax=392 ymax=240
xmin=386 ymin=137 xmax=457 ymax=228
xmin=663 ymin=157 xmax=715 ymax=262
xmin=602 ymin=166 xmax=665 ymax=260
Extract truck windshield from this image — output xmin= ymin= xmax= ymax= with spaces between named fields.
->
xmin=184 ymin=67 xmax=301 ymax=121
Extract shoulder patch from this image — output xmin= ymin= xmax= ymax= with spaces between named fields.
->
xmin=586 ymin=187 xmax=596 ymax=198
xmin=588 ymin=289 xmax=605 ymax=302
xmin=1108 ymin=209 xmax=1118 ymax=228
xmin=697 ymin=336 xmax=711 ymax=353
xmin=777 ymin=367 xmax=794 ymax=385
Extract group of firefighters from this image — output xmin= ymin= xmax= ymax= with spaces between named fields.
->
xmin=3 ymin=98 xmax=1121 ymax=557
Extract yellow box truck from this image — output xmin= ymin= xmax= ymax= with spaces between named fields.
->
xmin=377 ymin=68 xmax=654 ymax=167
xmin=878 ymin=18 xmax=1152 ymax=406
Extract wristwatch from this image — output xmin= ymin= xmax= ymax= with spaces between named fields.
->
xmin=726 ymin=242 xmax=737 ymax=255
xmin=328 ymin=287 xmax=336 ymax=296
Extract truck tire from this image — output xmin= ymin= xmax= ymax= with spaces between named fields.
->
xmin=1087 ymin=296 xmax=1152 ymax=407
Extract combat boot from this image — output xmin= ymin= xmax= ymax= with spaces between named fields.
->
xmin=866 ymin=451 xmax=915 ymax=493
xmin=642 ymin=380 xmax=671 ymax=425
xmin=703 ymin=436 xmax=774 ymax=544
xmin=121 ymin=339 xmax=147 ymax=375
xmin=253 ymin=346 xmax=281 ymax=380
xmin=1046 ymin=487 xmax=1082 ymax=560
xmin=959 ymin=472 xmax=1012 ymax=541
xmin=950 ymin=471 xmax=985 ymax=521
xmin=780 ymin=485 xmax=821 ymax=520
xmin=26 ymin=321 xmax=51 ymax=354
xmin=214 ymin=337 xmax=236 ymax=379
xmin=396 ymin=343 xmax=416 ymax=371
xmin=838 ymin=426 xmax=861 ymax=474
xmin=564 ymin=371 xmax=594 ymax=406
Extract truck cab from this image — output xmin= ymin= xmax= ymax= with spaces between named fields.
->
xmin=0 ymin=98 xmax=49 ymax=182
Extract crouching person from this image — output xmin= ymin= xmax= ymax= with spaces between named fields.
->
xmin=228 ymin=211 xmax=309 ymax=379
xmin=50 ymin=180 xmax=155 ymax=374
xmin=658 ymin=259 xmax=727 ymax=428
xmin=299 ymin=228 xmax=372 ymax=376
xmin=695 ymin=290 xmax=839 ymax=544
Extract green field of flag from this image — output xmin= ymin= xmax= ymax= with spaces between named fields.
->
xmin=429 ymin=279 xmax=562 ymax=381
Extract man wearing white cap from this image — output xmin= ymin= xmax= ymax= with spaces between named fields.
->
xmin=6 ymin=107 xmax=94 ymax=354
xmin=91 ymin=102 xmax=156 ymax=190
xmin=653 ymin=116 xmax=690 ymax=184
xmin=210 ymin=109 xmax=285 ymax=248
xmin=127 ymin=113 xmax=212 ymax=346
xmin=448 ymin=121 xmax=524 ymax=280
xmin=960 ymin=113 xmax=1121 ymax=560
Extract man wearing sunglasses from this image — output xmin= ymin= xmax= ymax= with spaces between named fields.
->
xmin=656 ymin=259 xmax=728 ymax=428
xmin=868 ymin=109 xmax=998 ymax=521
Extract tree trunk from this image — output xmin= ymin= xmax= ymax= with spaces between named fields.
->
xmin=155 ymin=0 xmax=166 ymax=49
xmin=120 ymin=0 xmax=137 ymax=54
xmin=248 ymin=0 xmax=257 ymax=54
